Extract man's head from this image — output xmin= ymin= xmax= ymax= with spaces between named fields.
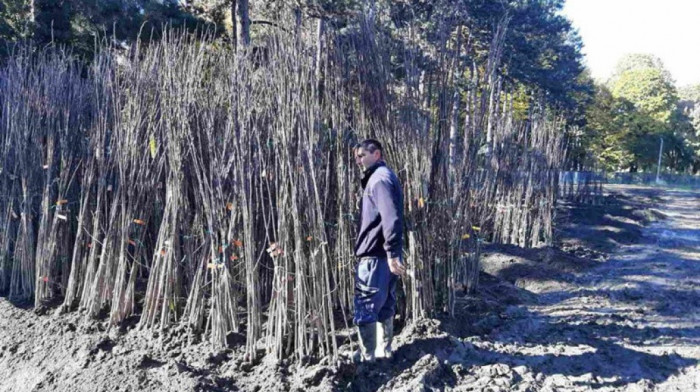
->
xmin=355 ymin=139 xmax=383 ymax=171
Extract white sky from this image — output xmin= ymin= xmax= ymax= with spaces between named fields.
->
xmin=561 ymin=0 xmax=700 ymax=87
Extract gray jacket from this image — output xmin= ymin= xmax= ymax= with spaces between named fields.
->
xmin=354 ymin=161 xmax=403 ymax=259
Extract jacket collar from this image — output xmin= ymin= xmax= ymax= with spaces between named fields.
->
xmin=361 ymin=161 xmax=385 ymax=189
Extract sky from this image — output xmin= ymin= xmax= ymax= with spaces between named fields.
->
xmin=561 ymin=0 xmax=700 ymax=87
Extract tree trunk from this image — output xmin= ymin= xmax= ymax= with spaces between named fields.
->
xmin=230 ymin=0 xmax=237 ymax=44
xmin=315 ymin=18 xmax=325 ymax=101
xmin=28 ymin=0 xmax=35 ymax=24
xmin=236 ymin=0 xmax=250 ymax=48
xmin=448 ymin=26 xmax=463 ymax=189
xmin=294 ymin=7 xmax=302 ymax=41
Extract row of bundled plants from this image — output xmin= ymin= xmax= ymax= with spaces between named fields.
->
xmin=0 ymin=9 xmax=568 ymax=362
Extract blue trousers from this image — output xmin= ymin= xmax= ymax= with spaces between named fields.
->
xmin=353 ymin=257 xmax=398 ymax=326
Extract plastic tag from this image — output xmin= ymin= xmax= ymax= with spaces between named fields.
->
xmin=149 ymin=136 xmax=157 ymax=159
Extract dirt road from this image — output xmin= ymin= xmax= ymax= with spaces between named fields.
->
xmin=1 ymin=185 xmax=698 ymax=392
xmin=482 ymin=187 xmax=700 ymax=391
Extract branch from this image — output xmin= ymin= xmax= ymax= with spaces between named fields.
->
xmin=250 ymin=20 xmax=291 ymax=35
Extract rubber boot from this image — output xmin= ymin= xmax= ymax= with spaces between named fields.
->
xmin=376 ymin=318 xmax=394 ymax=359
xmin=353 ymin=323 xmax=376 ymax=363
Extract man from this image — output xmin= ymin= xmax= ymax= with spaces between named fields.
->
xmin=353 ymin=139 xmax=406 ymax=363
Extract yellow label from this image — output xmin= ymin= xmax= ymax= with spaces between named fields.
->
xmin=149 ymin=135 xmax=157 ymax=159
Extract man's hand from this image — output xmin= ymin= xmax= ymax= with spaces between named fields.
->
xmin=388 ymin=257 xmax=406 ymax=276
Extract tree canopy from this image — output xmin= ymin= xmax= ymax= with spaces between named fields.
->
xmin=576 ymin=53 xmax=699 ymax=173
xmin=0 ymin=0 xmax=589 ymax=113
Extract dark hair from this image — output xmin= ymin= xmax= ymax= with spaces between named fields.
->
xmin=357 ymin=139 xmax=383 ymax=155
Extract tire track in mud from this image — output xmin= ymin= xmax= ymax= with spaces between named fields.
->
xmin=483 ymin=188 xmax=700 ymax=391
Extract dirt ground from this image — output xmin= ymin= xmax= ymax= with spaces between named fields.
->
xmin=1 ymin=185 xmax=698 ymax=392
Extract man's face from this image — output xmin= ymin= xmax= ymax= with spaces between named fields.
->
xmin=355 ymin=147 xmax=381 ymax=171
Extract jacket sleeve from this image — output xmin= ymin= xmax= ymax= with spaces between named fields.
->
xmin=373 ymin=177 xmax=403 ymax=259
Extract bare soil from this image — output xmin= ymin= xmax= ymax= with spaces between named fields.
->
xmin=1 ymin=185 xmax=698 ymax=392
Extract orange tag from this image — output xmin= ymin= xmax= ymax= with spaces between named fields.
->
xmin=233 ymin=240 xmax=242 ymax=247
xmin=418 ymin=197 xmax=425 ymax=209
xmin=160 ymin=249 xmax=167 ymax=256
xmin=133 ymin=219 xmax=146 ymax=225
xmin=226 ymin=202 xmax=233 ymax=211
xmin=128 ymin=239 xmax=136 ymax=246
xmin=306 ymin=236 xmax=313 ymax=241
xmin=56 ymin=199 xmax=68 ymax=205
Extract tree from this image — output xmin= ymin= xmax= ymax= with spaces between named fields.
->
xmin=611 ymin=53 xmax=674 ymax=85
xmin=607 ymin=58 xmax=681 ymax=171
xmin=503 ymin=0 xmax=591 ymax=113
xmin=577 ymin=83 xmax=634 ymax=171
xmin=235 ymin=0 xmax=249 ymax=48
xmin=679 ymin=84 xmax=700 ymax=134
xmin=0 ymin=1 xmax=218 ymax=59
xmin=33 ymin=0 xmax=73 ymax=45
xmin=580 ymin=54 xmax=698 ymax=173
xmin=678 ymin=84 xmax=700 ymax=172
xmin=0 ymin=0 xmax=32 ymax=44
xmin=611 ymin=67 xmax=677 ymax=124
